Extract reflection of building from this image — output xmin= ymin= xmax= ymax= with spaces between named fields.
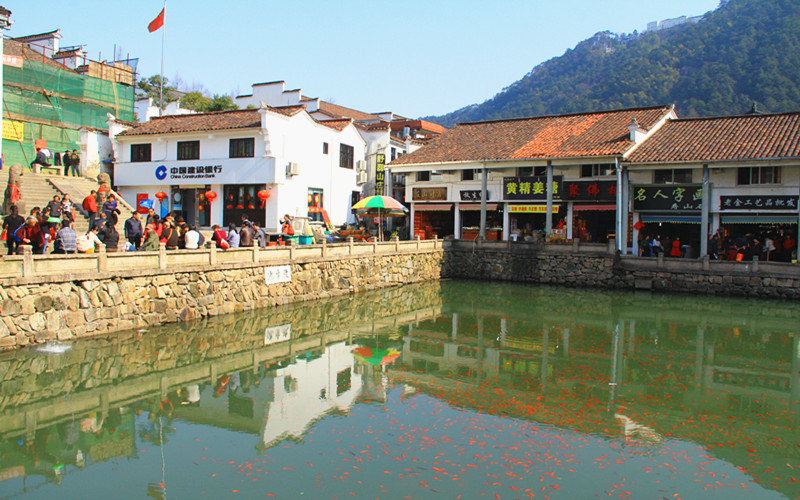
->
xmin=259 ymin=342 xmax=363 ymax=448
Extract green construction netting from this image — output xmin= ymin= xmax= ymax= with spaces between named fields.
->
xmin=3 ymin=46 xmax=135 ymax=168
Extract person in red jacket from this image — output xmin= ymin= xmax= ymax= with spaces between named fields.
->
xmin=82 ymin=190 xmax=98 ymax=229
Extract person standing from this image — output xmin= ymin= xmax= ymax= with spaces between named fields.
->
xmin=83 ymin=190 xmax=98 ymax=229
xmin=102 ymin=194 xmax=120 ymax=225
xmin=124 ymin=211 xmax=143 ymax=249
xmin=61 ymin=193 xmax=75 ymax=223
xmin=62 ymin=149 xmax=71 ymax=176
xmin=2 ymin=205 xmax=25 ymax=255
xmin=239 ymin=221 xmax=254 ymax=247
xmin=69 ymin=149 xmax=81 ymax=177
xmin=101 ymin=221 xmax=120 ymax=252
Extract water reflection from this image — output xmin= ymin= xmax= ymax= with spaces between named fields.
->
xmin=0 ymin=281 xmax=798 ymax=499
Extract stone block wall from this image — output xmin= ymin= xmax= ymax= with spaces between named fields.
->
xmin=443 ymin=244 xmax=800 ymax=299
xmin=0 ymin=250 xmax=443 ymax=350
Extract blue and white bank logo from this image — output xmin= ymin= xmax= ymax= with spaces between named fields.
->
xmin=155 ymin=165 xmax=167 ymax=180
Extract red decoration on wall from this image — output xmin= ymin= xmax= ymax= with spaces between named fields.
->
xmin=204 ymin=190 xmax=217 ymax=202
xmin=155 ymin=191 xmax=167 ymax=202
xmin=257 ymin=189 xmax=271 ymax=201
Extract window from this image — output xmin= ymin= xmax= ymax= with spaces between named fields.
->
xmin=417 ymin=171 xmax=430 ymax=182
xmin=519 ymin=166 xmax=547 ymax=176
xmin=462 ymin=169 xmax=474 ymax=181
xmin=229 ymin=138 xmax=254 ymax=158
xmin=350 ymin=191 xmax=361 ymax=214
xmin=580 ymin=164 xmax=615 ymax=177
xmin=177 ymin=140 xmax=200 ymax=160
xmin=390 ymin=147 xmax=397 ymax=161
xmin=339 ymin=143 xmax=354 ymax=169
xmin=130 ymin=144 xmax=151 ymax=162
xmin=323 ymin=142 xmax=329 ymax=154
xmin=654 ymin=168 xmax=692 ymax=184
xmin=737 ymin=166 xmax=781 ymax=185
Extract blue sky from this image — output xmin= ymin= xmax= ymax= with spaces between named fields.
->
xmin=7 ymin=0 xmax=720 ymax=118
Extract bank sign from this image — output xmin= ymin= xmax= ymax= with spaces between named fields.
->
xmin=115 ymin=158 xmax=274 ymax=186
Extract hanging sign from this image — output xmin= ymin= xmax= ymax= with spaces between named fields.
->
xmin=720 ymin=195 xmax=798 ymax=211
xmin=503 ymin=176 xmax=562 ymax=201
xmin=375 ymin=154 xmax=385 ymax=196
xmin=562 ymin=180 xmax=617 ymax=202
xmin=632 ymin=184 xmax=703 ymax=212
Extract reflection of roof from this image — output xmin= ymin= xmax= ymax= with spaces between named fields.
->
xmin=626 ymin=111 xmax=800 ymax=164
xmin=390 ymin=105 xmax=674 ymax=165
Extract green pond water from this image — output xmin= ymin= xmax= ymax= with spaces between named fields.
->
xmin=0 ymin=281 xmax=798 ymax=499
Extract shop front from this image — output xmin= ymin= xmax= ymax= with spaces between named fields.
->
xmin=411 ymin=186 xmax=454 ymax=239
xmin=632 ymin=184 xmax=703 ymax=258
xmin=114 ymin=158 xmax=276 ymax=229
xmin=562 ymin=179 xmax=618 ymax=243
xmin=718 ymin=195 xmax=799 ymax=262
xmin=457 ymin=189 xmax=502 ymax=240
xmin=503 ymin=175 xmax=561 ymax=240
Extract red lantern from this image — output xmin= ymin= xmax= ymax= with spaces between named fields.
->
xmin=204 ymin=190 xmax=217 ymax=202
xmin=257 ymin=189 xmax=271 ymax=201
xmin=155 ymin=191 xmax=167 ymax=202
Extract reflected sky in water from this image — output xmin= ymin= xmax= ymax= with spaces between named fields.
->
xmin=0 ymin=281 xmax=798 ymax=499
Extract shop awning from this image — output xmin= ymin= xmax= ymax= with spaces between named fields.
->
xmin=459 ymin=203 xmax=498 ymax=211
xmin=721 ymin=215 xmax=798 ymax=224
xmin=414 ymin=204 xmax=453 ymax=211
xmin=640 ymin=215 xmax=702 ymax=224
xmin=573 ymin=204 xmax=616 ymax=212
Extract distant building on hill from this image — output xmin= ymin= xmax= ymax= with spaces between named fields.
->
xmin=645 ymin=15 xmax=703 ymax=32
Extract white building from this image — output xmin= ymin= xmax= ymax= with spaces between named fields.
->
xmin=134 ymin=96 xmax=195 ymax=123
xmin=109 ymin=103 xmax=366 ymax=231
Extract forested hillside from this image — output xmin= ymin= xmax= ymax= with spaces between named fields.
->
xmin=425 ymin=0 xmax=800 ymax=127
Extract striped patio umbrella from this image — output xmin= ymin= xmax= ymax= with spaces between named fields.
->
xmin=351 ymin=196 xmax=408 ymax=240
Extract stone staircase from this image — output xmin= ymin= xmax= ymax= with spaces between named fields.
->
xmin=3 ymin=172 xmax=100 ymax=233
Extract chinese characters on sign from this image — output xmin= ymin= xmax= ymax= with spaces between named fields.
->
xmin=460 ymin=190 xmax=484 ymax=201
xmin=507 ymin=205 xmax=560 ymax=214
xmin=375 ymin=154 xmax=385 ymax=196
xmin=412 ymin=187 xmax=448 ymax=201
xmin=264 ymin=324 xmax=292 ymax=345
xmin=562 ymin=180 xmax=617 ymax=202
xmin=503 ymin=176 xmax=562 ymax=201
xmin=720 ymin=195 xmax=798 ymax=211
xmin=632 ymin=184 xmax=703 ymax=212
xmin=264 ymin=265 xmax=292 ymax=285
xmin=169 ymin=165 xmax=222 ymax=180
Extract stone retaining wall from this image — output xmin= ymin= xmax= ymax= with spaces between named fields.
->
xmin=443 ymin=240 xmax=800 ymax=299
xmin=0 ymin=244 xmax=443 ymax=349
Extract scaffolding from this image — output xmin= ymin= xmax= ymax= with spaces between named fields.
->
xmin=2 ymin=37 xmax=135 ymax=168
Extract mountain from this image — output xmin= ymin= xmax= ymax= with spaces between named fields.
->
xmin=425 ymin=0 xmax=800 ymax=127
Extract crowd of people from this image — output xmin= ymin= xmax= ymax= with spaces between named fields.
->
xmin=638 ymin=228 xmax=797 ymax=262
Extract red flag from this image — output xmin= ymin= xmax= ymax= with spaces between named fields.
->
xmin=148 ymin=8 xmax=165 ymax=32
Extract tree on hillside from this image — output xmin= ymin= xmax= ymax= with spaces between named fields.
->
xmin=179 ymin=92 xmax=238 ymax=112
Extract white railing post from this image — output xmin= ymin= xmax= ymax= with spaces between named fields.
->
xmin=209 ymin=242 xmax=217 ymax=265
xmin=348 ymin=237 xmax=354 ymax=256
xmin=21 ymin=245 xmax=33 ymax=278
xmin=159 ymin=242 xmax=167 ymax=270
xmin=97 ymin=243 xmax=107 ymax=272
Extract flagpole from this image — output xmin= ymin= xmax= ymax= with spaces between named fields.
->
xmin=159 ymin=0 xmax=166 ymax=116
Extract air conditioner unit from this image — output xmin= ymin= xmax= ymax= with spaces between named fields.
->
xmin=356 ymin=160 xmax=366 ymax=172
xmin=287 ymin=162 xmax=299 ymax=176
xmin=356 ymin=171 xmax=367 ymax=185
